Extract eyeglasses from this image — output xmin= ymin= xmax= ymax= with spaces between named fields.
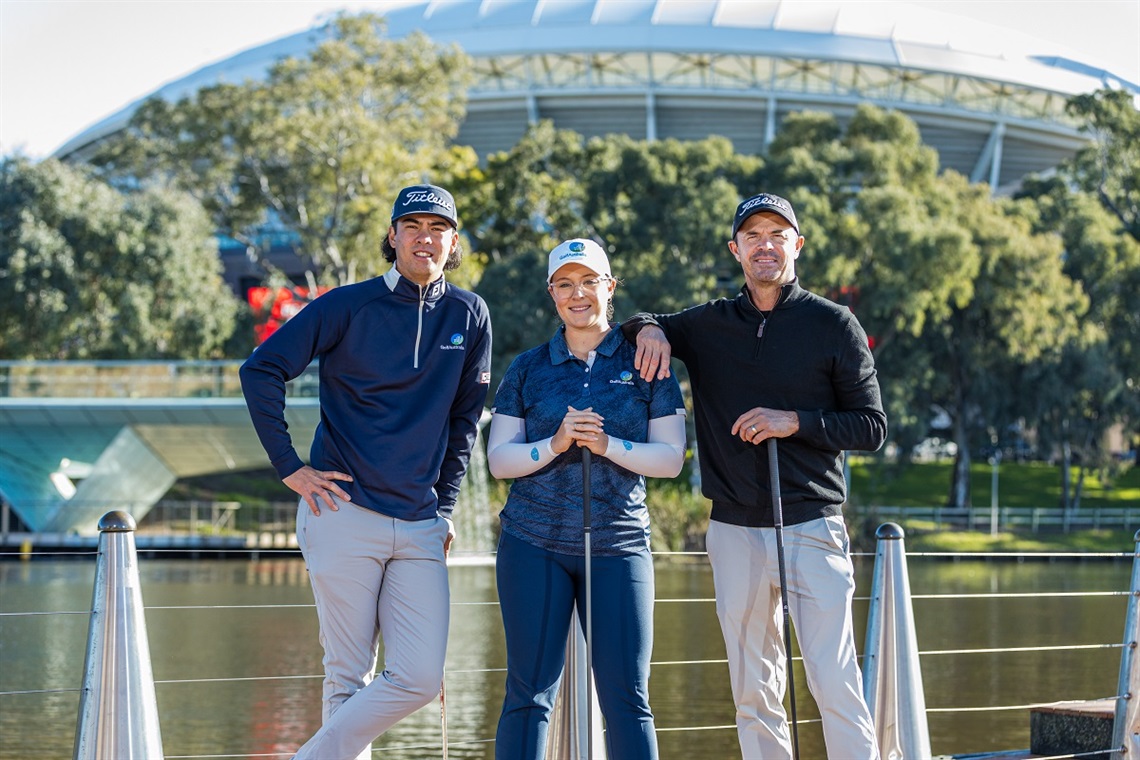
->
xmin=550 ymin=277 xmax=611 ymax=298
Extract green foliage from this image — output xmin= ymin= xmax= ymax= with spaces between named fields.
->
xmin=0 ymin=157 xmax=240 ymax=359
xmin=469 ymin=124 xmax=763 ymax=380
xmin=1065 ymin=88 xmax=1140 ymax=241
xmin=92 ymin=12 xmax=473 ymax=287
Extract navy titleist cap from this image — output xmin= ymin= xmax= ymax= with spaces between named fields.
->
xmin=391 ymin=184 xmax=458 ymax=228
xmin=732 ymin=193 xmax=799 ymax=237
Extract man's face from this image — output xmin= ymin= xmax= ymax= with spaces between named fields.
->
xmin=388 ymin=214 xmax=458 ymax=287
xmin=728 ymin=211 xmax=804 ymax=289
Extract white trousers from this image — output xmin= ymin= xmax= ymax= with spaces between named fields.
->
xmin=706 ymin=516 xmax=879 ymax=760
xmin=294 ymin=497 xmax=451 ymax=760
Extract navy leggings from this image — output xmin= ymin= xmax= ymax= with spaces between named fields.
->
xmin=494 ymin=530 xmax=658 ymax=760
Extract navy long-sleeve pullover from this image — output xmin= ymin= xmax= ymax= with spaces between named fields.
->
xmin=240 ymin=267 xmax=492 ymax=520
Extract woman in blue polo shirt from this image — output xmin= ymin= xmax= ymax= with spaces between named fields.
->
xmin=486 ymin=239 xmax=687 ymax=760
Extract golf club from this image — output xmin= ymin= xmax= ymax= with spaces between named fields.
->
xmin=768 ymin=438 xmax=801 ymax=760
xmin=582 ymin=447 xmax=595 ymax=760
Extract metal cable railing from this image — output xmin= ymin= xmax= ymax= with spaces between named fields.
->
xmin=3 ymin=542 xmax=1135 ymax=758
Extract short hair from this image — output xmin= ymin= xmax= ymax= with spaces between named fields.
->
xmin=382 ymin=225 xmax=464 ymax=272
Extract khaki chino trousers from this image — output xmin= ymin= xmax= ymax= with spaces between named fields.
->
xmin=293 ymin=497 xmax=451 ymax=760
xmin=706 ymin=516 xmax=880 ymax=760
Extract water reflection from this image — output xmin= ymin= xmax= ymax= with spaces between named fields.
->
xmin=0 ymin=557 xmax=1131 ymax=759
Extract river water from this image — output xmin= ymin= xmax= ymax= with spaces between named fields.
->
xmin=0 ymin=554 xmax=1131 ymax=759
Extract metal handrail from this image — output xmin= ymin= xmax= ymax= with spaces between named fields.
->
xmin=4 ymin=537 xmax=1136 ymax=758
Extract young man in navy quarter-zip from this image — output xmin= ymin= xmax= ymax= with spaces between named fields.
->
xmin=621 ymin=193 xmax=885 ymax=760
xmin=240 ymin=184 xmax=492 ymax=760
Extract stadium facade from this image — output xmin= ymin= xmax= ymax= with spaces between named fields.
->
xmin=57 ymin=0 xmax=1138 ymax=190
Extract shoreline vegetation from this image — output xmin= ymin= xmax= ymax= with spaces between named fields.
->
xmin=166 ymin=459 xmax=1139 ymax=556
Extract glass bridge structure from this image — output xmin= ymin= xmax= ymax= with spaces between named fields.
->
xmin=0 ymin=361 xmax=320 ymax=534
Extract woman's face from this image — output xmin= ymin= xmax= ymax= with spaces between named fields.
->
xmin=548 ymin=262 xmax=615 ymax=331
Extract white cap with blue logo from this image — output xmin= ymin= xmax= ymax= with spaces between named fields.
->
xmin=547 ymin=239 xmax=612 ymax=282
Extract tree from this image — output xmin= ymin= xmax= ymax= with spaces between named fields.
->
xmin=464 ymin=122 xmax=593 ymax=378
xmin=580 ymin=134 xmax=764 ymax=315
xmin=469 ymin=124 xmax=764 ymax=380
xmin=1017 ymin=176 xmax=1140 ymax=506
xmin=92 ymin=12 xmax=472 ymax=287
xmin=0 ymin=157 xmax=240 ymax=359
xmin=1065 ymin=88 xmax=1140 ymax=241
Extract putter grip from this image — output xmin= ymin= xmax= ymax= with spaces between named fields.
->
xmin=582 ymin=448 xmax=592 ymax=527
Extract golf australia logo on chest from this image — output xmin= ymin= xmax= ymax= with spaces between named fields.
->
xmin=609 ymin=369 xmax=635 ymax=386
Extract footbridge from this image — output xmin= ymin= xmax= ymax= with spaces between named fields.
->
xmin=0 ymin=361 xmax=321 ymax=534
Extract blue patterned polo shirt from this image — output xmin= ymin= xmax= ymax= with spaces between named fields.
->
xmin=492 ymin=326 xmax=685 ymax=556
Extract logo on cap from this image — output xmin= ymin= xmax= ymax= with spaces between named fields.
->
xmin=740 ymin=194 xmax=788 ymax=215
xmin=402 ymin=190 xmax=454 ymax=213
xmin=392 ymin=184 xmax=458 ymax=227
xmin=569 ymin=242 xmax=585 ymax=252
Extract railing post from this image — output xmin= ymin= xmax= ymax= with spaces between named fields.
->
xmin=862 ymin=522 xmax=931 ymax=760
xmin=74 ymin=511 xmax=164 ymax=760
xmin=546 ymin=604 xmax=605 ymax=759
xmin=1111 ymin=530 xmax=1140 ymax=759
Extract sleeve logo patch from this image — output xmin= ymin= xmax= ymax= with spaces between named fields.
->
xmin=440 ymin=333 xmax=466 ymax=351
xmin=479 ymin=371 xmax=492 ymax=384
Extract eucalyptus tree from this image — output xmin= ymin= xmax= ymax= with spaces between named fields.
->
xmin=1065 ymin=88 xmax=1140 ymax=242
xmin=1017 ymin=176 xmax=1140 ymax=507
xmin=92 ymin=12 xmax=472 ymax=287
xmin=578 ymin=133 xmax=764 ymax=315
xmin=470 ymin=124 xmax=765 ymax=380
xmin=0 ymin=157 xmax=240 ymax=359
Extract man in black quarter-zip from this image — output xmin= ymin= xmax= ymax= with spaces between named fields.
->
xmin=240 ymin=184 xmax=492 ymax=760
xmin=621 ymin=193 xmax=885 ymax=760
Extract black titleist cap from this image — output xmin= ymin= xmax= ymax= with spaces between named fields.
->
xmin=391 ymin=184 xmax=458 ymax=227
xmin=732 ymin=193 xmax=798 ymax=237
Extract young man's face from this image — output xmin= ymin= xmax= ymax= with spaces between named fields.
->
xmin=728 ymin=211 xmax=804 ymax=290
xmin=388 ymin=214 xmax=458 ymax=287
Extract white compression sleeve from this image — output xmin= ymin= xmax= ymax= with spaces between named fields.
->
xmin=602 ymin=413 xmax=687 ymax=478
xmin=486 ymin=412 xmax=687 ymax=480
xmin=486 ymin=413 xmax=559 ymax=479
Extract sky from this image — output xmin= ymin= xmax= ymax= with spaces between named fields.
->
xmin=1 ymin=0 xmax=1138 ymax=159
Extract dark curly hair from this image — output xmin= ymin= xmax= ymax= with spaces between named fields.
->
xmin=382 ymin=225 xmax=464 ymax=272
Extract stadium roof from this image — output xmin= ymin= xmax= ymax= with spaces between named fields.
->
xmin=55 ymin=0 xmax=1140 ymax=188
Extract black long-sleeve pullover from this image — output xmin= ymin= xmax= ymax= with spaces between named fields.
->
xmin=622 ymin=280 xmax=886 ymax=527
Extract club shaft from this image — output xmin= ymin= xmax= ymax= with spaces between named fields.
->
xmin=583 ymin=448 xmax=594 ymax=759
xmin=769 ymin=439 xmax=800 ymax=760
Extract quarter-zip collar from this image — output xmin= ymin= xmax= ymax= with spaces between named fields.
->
xmin=383 ymin=267 xmax=447 ymax=369
xmin=383 ymin=266 xmax=447 ymax=302
xmin=736 ymin=279 xmax=802 ymax=320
